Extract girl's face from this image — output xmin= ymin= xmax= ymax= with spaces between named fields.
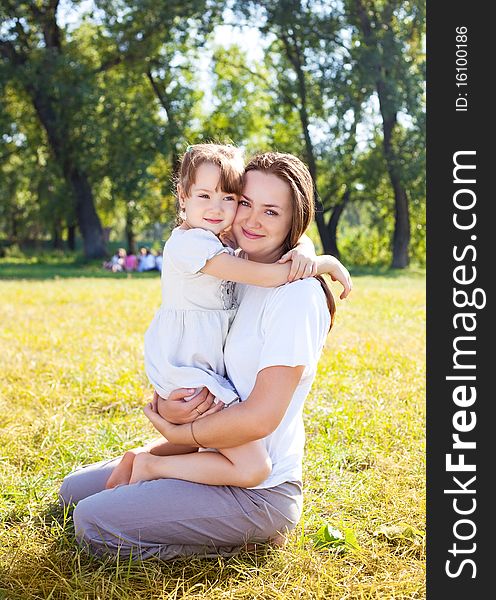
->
xmin=179 ymin=162 xmax=239 ymax=235
xmin=233 ymin=170 xmax=293 ymax=264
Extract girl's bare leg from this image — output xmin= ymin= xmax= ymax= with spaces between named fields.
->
xmin=105 ymin=440 xmax=198 ymax=489
xmin=129 ymin=439 xmax=271 ymax=488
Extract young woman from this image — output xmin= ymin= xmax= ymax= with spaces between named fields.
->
xmin=59 ymin=152 xmax=352 ymax=560
xmin=107 ymin=143 xmax=345 ymax=490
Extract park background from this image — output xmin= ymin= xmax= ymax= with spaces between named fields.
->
xmin=0 ymin=1 xmax=426 ymax=598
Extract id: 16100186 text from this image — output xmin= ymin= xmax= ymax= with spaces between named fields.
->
xmin=455 ymin=26 xmax=468 ymax=112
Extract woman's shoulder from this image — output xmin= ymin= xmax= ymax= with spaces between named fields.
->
xmin=264 ymin=278 xmax=329 ymax=323
xmin=268 ymin=277 xmax=326 ymax=305
xmin=260 ymin=278 xmax=331 ymax=344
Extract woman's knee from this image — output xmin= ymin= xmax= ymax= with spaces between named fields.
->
xmin=72 ymin=493 xmax=121 ymax=557
xmin=72 ymin=496 xmax=94 ymax=541
xmin=59 ymin=471 xmax=79 ymax=507
xmin=58 ymin=459 xmax=118 ymax=507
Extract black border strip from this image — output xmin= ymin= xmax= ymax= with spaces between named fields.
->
xmin=426 ymin=2 xmax=491 ymax=596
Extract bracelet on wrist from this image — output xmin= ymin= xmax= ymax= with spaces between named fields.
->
xmin=190 ymin=421 xmax=205 ymax=448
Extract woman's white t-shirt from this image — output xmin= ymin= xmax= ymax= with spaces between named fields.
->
xmin=224 ymin=277 xmax=331 ymax=489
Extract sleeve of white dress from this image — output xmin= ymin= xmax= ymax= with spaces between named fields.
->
xmin=167 ymin=228 xmax=230 ymax=274
xmin=258 ymin=279 xmax=331 ymax=374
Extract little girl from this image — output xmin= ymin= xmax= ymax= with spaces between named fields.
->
xmin=106 ymin=143 xmax=340 ymax=489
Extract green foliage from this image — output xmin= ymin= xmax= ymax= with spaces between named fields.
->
xmin=1 ymin=0 xmax=425 ymax=266
xmin=340 ymin=225 xmax=392 ymax=267
xmin=311 ymin=524 xmax=361 ymax=552
xmin=373 ymin=523 xmax=425 ymax=548
xmin=203 ymin=45 xmax=273 ymax=152
xmin=232 ymin=0 xmax=424 ymax=266
xmin=0 ymin=83 xmax=73 ymax=244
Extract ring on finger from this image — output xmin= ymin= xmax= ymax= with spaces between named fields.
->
xmin=195 ymin=408 xmax=204 ymax=416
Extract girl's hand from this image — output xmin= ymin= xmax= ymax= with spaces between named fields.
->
xmin=326 ymin=256 xmax=352 ymax=299
xmin=219 ymin=228 xmax=238 ymax=250
xmin=278 ymin=248 xmax=317 ymax=282
xmin=155 ymin=387 xmax=221 ymax=424
xmin=279 ymin=250 xmax=353 ymax=299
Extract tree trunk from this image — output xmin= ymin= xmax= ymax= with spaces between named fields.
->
xmin=67 ymin=223 xmax=76 ymax=251
xmin=147 ymin=69 xmax=181 ymax=177
xmin=16 ymin=6 xmax=107 ymax=260
xmin=382 ymin=116 xmax=410 ymax=268
xmin=354 ymin=0 xmax=411 ymax=268
xmin=391 ymin=185 xmax=410 ymax=268
xmin=11 ymin=213 xmax=18 ymax=243
xmin=69 ymin=168 xmax=106 ymax=259
xmin=52 ymin=220 xmax=64 ymax=250
xmin=326 ymin=190 xmax=350 ymax=259
xmin=297 ymin=97 xmax=329 ymax=248
xmin=125 ymin=206 xmax=136 ymax=255
xmin=280 ymin=34 xmax=333 ymax=253
xmin=26 ymin=93 xmax=106 ymax=258
xmin=302 ymin=131 xmax=333 ymax=254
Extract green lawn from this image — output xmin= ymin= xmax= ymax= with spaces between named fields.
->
xmin=0 ymin=265 xmax=425 ymax=599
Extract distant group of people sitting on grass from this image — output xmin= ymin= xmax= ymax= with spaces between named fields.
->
xmin=103 ymin=246 xmax=163 ymax=273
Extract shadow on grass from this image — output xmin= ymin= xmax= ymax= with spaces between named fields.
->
xmin=0 ymin=501 xmax=275 ymax=599
xmin=0 ymin=259 xmax=161 ymax=280
xmin=1 ymin=257 xmax=425 ymax=281
xmin=347 ymin=264 xmax=425 ymax=278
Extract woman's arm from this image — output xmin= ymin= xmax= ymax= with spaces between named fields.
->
xmin=143 ymin=365 xmax=305 ymax=449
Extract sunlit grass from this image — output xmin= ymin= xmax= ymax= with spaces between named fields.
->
xmin=0 ymin=268 xmax=425 ymax=599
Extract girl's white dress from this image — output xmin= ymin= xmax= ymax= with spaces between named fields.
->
xmin=144 ymin=227 xmax=239 ymax=405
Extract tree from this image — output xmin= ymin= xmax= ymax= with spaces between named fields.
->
xmin=202 ymin=45 xmax=275 ymax=153
xmin=235 ymin=0 xmax=345 ymax=253
xmin=0 ymin=75 xmax=74 ymax=248
xmin=344 ymin=0 xmax=425 ymax=267
xmin=234 ymin=0 xmax=425 ymax=266
xmin=94 ymin=1 xmax=232 ymax=248
xmin=1 ymin=0 xmax=226 ymax=257
xmin=0 ymin=0 xmax=108 ymax=258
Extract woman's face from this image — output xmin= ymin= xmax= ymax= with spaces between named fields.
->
xmin=233 ymin=170 xmax=293 ymax=263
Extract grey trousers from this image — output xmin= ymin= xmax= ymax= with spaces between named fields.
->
xmin=59 ymin=457 xmax=303 ymax=561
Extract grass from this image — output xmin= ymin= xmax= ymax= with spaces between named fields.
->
xmin=0 ymin=255 xmax=160 ymax=280
xmin=0 ymin=261 xmax=425 ymax=599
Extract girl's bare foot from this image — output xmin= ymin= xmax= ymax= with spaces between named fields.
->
xmin=105 ymin=451 xmax=135 ymax=489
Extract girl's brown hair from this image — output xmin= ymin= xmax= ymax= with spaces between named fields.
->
xmin=177 ymin=143 xmax=245 ymax=198
xmin=244 ymin=152 xmax=335 ymax=329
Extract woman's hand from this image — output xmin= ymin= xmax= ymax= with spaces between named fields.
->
xmin=154 ymin=387 xmax=222 ymax=424
xmin=144 ymin=401 xmax=181 ymax=440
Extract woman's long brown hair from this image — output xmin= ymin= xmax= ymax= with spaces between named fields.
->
xmin=244 ymin=152 xmax=336 ymax=330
